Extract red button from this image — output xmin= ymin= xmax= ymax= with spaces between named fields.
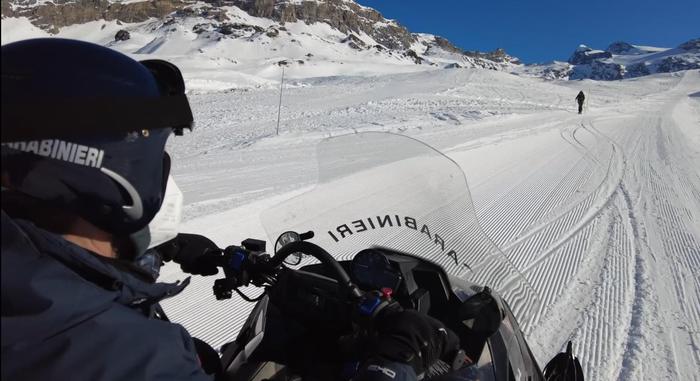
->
xmin=381 ymin=287 xmax=393 ymax=299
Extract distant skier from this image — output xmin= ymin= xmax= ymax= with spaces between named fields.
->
xmin=575 ymin=91 xmax=585 ymax=114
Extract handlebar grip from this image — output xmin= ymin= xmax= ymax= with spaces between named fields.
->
xmin=299 ymin=231 xmax=315 ymax=241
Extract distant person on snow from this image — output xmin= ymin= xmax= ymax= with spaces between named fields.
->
xmin=576 ymin=91 xmax=585 ymax=114
xmin=1 ymin=38 xmax=455 ymax=381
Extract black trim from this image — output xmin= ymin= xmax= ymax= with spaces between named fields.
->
xmin=2 ymin=96 xmax=193 ymax=142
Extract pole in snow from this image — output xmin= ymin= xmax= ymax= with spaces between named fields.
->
xmin=276 ymin=66 xmax=285 ymax=136
xmin=586 ymin=87 xmax=590 ymax=113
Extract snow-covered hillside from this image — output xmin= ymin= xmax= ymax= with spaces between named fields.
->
xmin=1 ymin=0 xmax=521 ymax=91
xmin=519 ymin=39 xmax=700 ymax=80
xmin=3 ymin=0 xmax=697 ymax=83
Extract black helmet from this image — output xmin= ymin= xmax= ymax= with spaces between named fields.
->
xmin=1 ymin=38 xmax=193 ymax=234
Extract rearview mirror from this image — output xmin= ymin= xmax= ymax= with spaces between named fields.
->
xmin=275 ymin=231 xmax=303 ymax=265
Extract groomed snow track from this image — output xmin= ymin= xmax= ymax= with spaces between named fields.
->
xmin=159 ymin=69 xmax=700 ymax=380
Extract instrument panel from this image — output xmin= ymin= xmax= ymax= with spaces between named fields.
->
xmin=350 ymin=249 xmax=403 ymax=291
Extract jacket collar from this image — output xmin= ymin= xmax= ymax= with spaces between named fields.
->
xmin=13 ymin=216 xmax=190 ymax=307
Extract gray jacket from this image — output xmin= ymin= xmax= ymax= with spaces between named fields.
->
xmin=1 ymin=211 xmax=211 ymax=381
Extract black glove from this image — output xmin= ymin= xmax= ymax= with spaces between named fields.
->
xmin=153 ymin=233 xmax=222 ymax=276
xmin=369 ymin=309 xmax=460 ymax=377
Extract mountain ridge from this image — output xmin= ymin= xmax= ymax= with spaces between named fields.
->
xmin=2 ymin=0 xmax=698 ymax=83
xmin=518 ymin=38 xmax=699 ymax=80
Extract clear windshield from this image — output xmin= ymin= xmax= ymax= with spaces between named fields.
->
xmin=261 ymin=132 xmax=540 ymax=323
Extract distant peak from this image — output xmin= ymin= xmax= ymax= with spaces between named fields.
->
xmin=678 ymin=38 xmax=700 ymax=52
xmin=569 ymin=44 xmax=610 ymax=65
xmin=606 ymin=41 xmax=635 ymax=54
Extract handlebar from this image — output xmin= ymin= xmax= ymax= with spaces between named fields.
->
xmin=271 ymin=241 xmax=363 ymax=299
xmin=215 ymin=240 xmax=364 ymax=301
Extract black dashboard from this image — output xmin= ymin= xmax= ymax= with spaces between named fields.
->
xmin=267 ymin=248 xmax=453 ymax=328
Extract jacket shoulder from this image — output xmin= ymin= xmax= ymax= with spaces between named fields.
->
xmin=3 ymin=303 xmax=211 ymax=381
xmin=1 ymin=211 xmax=210 ymax=380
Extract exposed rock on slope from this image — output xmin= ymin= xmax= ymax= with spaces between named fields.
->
xmin=465 ymin=48 xmax=521 ymax=65
xmin=2 ymin=0 xmax=415 ymax=49
xmin=2 ymin=0 xmax=188 ymax=33
xmin=568 ymin=45 xmax=612 ymax=65
xmin=228 ymin=0 xmax=415 ymax=50
xmin=2 ymin=0 xmax=523 ymax=75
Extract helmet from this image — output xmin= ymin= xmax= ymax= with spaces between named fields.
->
xmin=1 ymin=38 xmax=193 ymax=234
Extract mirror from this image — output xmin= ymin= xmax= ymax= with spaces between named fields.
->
xmin=275 ymin=231 xmax=304 ymax=265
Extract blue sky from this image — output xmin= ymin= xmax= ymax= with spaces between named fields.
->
xmin=356 ymin=0 xmax=700 ymax=63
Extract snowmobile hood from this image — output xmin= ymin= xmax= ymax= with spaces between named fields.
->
xmin=0 ymin=210 xmax=188 ymax=349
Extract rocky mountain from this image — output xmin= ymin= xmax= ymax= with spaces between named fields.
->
xmin=4 ymin=0 xmax=695 ymax=83
xmin=568 ymin=45 xmax=612 ymax=65
xmin=519 ymin=38 xmax=700 ymax=81
xmin=3 ymin=0 xmax=416 ymax=49
xmin=1 ymin=0 xmax=522 ymax=90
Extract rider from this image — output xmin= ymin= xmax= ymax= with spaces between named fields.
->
xmin=1 ymin=38 xmax=456 ymax=381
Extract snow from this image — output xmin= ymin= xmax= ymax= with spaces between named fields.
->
xmin=3 ymin=12 xmax=700 ymax=380
xmin=633 ymin=44 xmax=669 ymax=53
xmin=153 ymin=66 xmax=700 ymax=381
xmin=1 ymin=11 xmax=484 ymax=89
xmin=0 ymin=17 xmax=49 ymax=44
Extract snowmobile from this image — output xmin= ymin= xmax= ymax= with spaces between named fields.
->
xmin=198 ymin=132 xmax=584 ymax=380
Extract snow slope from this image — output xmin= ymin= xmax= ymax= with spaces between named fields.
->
xmin=150 ymin=67 xmax=700 ymax=380
xmin=2 ymin=9 xmax=515 ymax=92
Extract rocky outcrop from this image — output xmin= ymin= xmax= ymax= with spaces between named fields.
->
xmin=341 ymin=33 xmax=367 ymax=50
xmin=464 ymin=48 xmax=520 ymax=64
xmin=540 ymin=64 xmax=573 ymax=80
xmin=606 ymin=41 xmax=637 ymax=55
xmin=657 ymin=55 xmax=700 ymax=73
xmin=218 ymin=22 xmax=264 ymax=36
xmin=2 ymin=0 xmax=521 ymax=73
xmin=114 ymin=29 xmax=130 ymax=41
xmin=404 ymin=49 xmax=423 ymax=64
xmin=569 ymin=61 xmax=623 ymax=81
xmin=224 ymin=0 xmax=416 ymax=50
xmin=568 ymin=45 xmax=612 ymax=65
xmin=625 ymin=62 xmax=651 ymax=78
xmin=564 ymin=40 xmax=699 ymax=80
xmin=4 ymin=0 xmax=416 ymax=49
xmin=678 ymin=38 xmax=700 ymax=53
xmin=432 ymin=36 xmax=461 ymax=54
xmin=3 ymin=0 xmax=216 ymax=33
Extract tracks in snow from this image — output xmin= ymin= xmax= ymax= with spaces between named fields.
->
xmin=476 ymin=90 xmax=699 ymax=379
xmin=473 ymin=119 xmax=625 ymax=328
xmin=157 ymin=70 xmax=699 ymax=379
xmin=511 ymin=74 xmax=700 ymax=380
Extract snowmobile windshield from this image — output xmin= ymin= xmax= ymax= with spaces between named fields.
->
xmin=261 ymin=132 xmax=541 ymax=322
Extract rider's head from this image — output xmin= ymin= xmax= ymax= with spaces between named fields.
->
xmin=1 ymin=38 xmax=193 ymax=258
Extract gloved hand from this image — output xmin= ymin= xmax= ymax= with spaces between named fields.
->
xmin=369 ymin=309 xmax=460 ymax=377
xmin=153 ymin=233 xmax=222 ymax=276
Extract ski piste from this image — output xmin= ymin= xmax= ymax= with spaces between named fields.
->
xmin=158 ymin=69 xmax=700 ymax=381
xmin=160 ymin=132 xmax=584 ymax=380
